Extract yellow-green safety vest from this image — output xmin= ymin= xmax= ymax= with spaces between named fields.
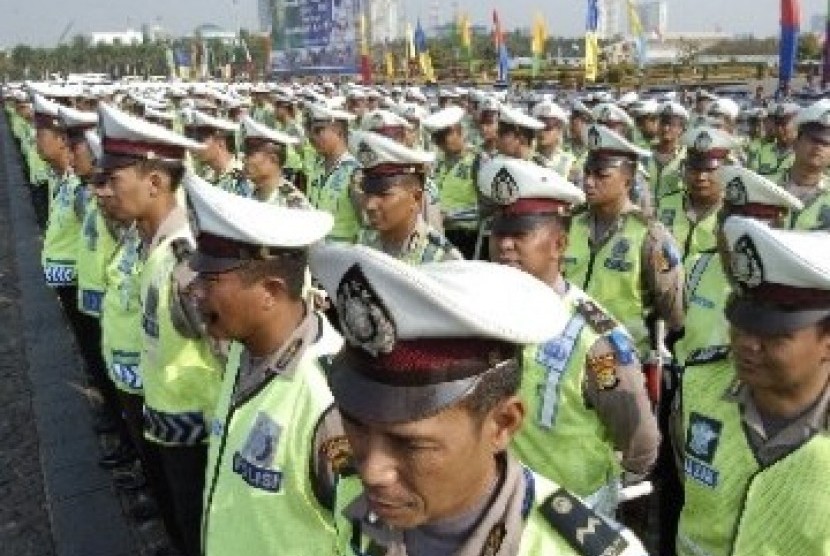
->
xmin=678 ymin=358 xmax=830 ymax=556
xmin=307 ymin=154 xmax=362 ymax=242
xmin=674 ymin=251 xmax=732 ymax=366
xmin=139 ymin=231 xmax=222 ymax=445
xmin=750 ymin=142 xmax=794 ymax=181
xmin=41 ymin=172 xmax=82 ymax=287
xmin=647 ymin=147 xmax=686 ymax=203
xmin=201 ymin=325 xmax=343 ymax=556
xmin=100 ymin=228 xmax=144 ymax=394
xmin=514 ymin=285 xmax=628 ymax=497
xmin=787 ymin=181 xmax=830 ymax=231
xmin=76 ymin=197 xmax=119 ymax=317
xmin=433 ymin=151 xmax=479 ymax=230
xmin=563 ymin=214 xmax=649 ymax=354
xmin=656 ymin=193 xmax=719 ymax=266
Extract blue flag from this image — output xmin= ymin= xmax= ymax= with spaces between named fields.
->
xmin=414 ymin=20 xmax=427 ymax=55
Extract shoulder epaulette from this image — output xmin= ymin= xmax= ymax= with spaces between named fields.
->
xmin=538 ymin=488 xmax=631 ymax=556
xmin=575 ymin=299 xmax=617 ymax=335
xmin=686 ymin=345 xmax=731 ymax=367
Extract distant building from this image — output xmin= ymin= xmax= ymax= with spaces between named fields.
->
xmin=367 ymin=0 xmax=401 ymax=43
xmin=190 ymin=24 xmax=238 ymax=45
xmin=258 ymin=0 xmax=274 ymax=32
xmin=87 ymin=30 xmax=143 ymax=46
xmin=636 ymin=1 xmax=667 ymax=37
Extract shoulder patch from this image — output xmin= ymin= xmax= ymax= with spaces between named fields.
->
xmin=686 ymin=345 xmax=731 ymax=367
xmin=576 ymin=299 xmax=617 ymax=335
xmin=539 ymin=488 xmax=630 ymax=556
xmin=319 ymin=435 xmax=354 ymax=476
xmin=587 ymin=353 xmax=619 ymax=390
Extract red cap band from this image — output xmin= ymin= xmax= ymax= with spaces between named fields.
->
xmin=102 ymin=137 xmax=187 ymax=160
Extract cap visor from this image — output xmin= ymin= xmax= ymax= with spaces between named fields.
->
xmin=725 ymin=296 xmax=830 ymax=335
xmin=324 ymin=354 xmax=480 ymax=425
xmin=189 ymin=251 xmax=246 ymax=274
xmin=491 ymin=214 xmax=555 ymax=235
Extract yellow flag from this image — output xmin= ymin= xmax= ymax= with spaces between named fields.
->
xmin=531 ymin=13 xmax=547 ymax=56
xmin=419 ymin=52 xmax=435 ymax=82
xmin=584 ymin=32 xmax=599 ymax=82
xmin=460 ymin=13 xmax=471 ymax=50
xmin=626 ymin=0 xmax=644 ymax=36
xmin=385 ymin=52 xmax=396 ymax=78
xmin=359 ymin=14 xmax=369 ymax=55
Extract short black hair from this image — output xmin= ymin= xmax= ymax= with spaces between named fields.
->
xmin=135 ymin=158 xmax=185 ymax=190
xmin=237 ymin=249 xmax=308 ymax=300
xmin=459 ymin=349 xmax=522 ymax=419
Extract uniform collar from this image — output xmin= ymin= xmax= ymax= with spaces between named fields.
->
xmin=145 ymin=204 xmax=189 ymax=255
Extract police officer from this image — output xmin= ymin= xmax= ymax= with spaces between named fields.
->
xmin=479 ymin=158 xmax=659 ymax=514
xmin=310 ymin=244 xmax=649 ymax=556
xmin=497 ymin=104 xmax=546 ymax=163
xmin=474 ymin=96 xmax=501 ymax=159
xmin=563 ymin=124 xmax=685 ymax=359
xmin=532 ymin=99 xmax=576 ymax=178
xmin=184 ymin=176 xmax=345 ymax=556
xmin=780 ymin=99 xmax=830 ymax=230
xmin=749 ymin=101 xmax=800 ymax=180
xmin=674 ymin=217 xmax=830 ymax=556
xmin=305 ymin=102 xmax=363 ymax=243
xmin=249 ymin=84 xmax=277 ymax=127
xmin=629 ymin=99 xmax=661 ymax=150
xmin=647 ymin=102 xmax=689 ymax=204
xmin=240 ymin=115 xmax=309 ymax=207
xmin=592 ymin=102 xmax=637 ymax=141
xmin=184 ymin=110 xmax=248 ymax=197
xmin=567 ymin=100 xmax=594 ymax=180
xmin=98 ymin=103 xmax=222 ymax=556
xmin=674 ymin=165 xmax=804 ymax=366
xmin=657 ymin=127 xmax=736 ymax=266
xmin=352 ymin=131 xmax=460 ymax=264
xmin=422 ymin=106 xmax=481 ymax=258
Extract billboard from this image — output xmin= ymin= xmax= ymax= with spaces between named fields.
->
xmin=269 ymin=0 xmax=362 ymax=75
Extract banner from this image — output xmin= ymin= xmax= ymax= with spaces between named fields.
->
xmin=626 ymin=0 xmax=647 ymax=68
xmin=270 ymin=0 xmax=362 ymax=75
xmin=585 ymin=0 xmax=600 ymax=82
xmin=493 ymin=10 xmax=511 ymax=82
xmin=531 ymin=13 xmax=547 ymax=77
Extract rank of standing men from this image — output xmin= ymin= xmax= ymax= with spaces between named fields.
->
xmin=4 ymin=78 xmax=830 ymax=556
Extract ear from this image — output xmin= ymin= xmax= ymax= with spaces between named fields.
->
xmin=148 ymin=170 xmax=164 ymax=198
xmin=553 ymin=225 xmax=569 ymax=257
xmin=485 ymin=395 xmax=525 ymax=453
xmin=259 ymin=274 xmax=289 ymax=308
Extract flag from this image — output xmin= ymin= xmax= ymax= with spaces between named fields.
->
xmin=585 ymin=0 xmax=600 ymax=82
xmin=531 ymin=13 xmax=548 ymax=77
xmin=165 ymin=48 xmax=176 ymax=78
xmin=359 ymin=13 xmax=373 ymax=84
xmin=779 ymin=0 xmax=801 ymax=89
xmin=493 ymin=10 xmax=510 ymax=82
xmin=414 ymin=19 xmax=427 ymax=54
xmin=414 ymin=20 xmax=435 ymax=81
xmin=406 ymin=23 xmax=416 ymax=60
xmin=823 ymin=0 xmax=830 ymax=87
xmin=385 ymin=51 xmax=396 ymax=79
xmin=626 ymin=0 xmax=647 ymax=68
xmin=458 ymin=12 xmax=473 ymax=71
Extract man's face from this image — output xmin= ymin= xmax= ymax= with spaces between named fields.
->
xmin=636 ymin=115 xmax=659 ymax=138
xmin=658 ymin=116 xmax=684 ymax=145
xmin=244 ymin=148 xmax=276 ymax=185
xmin=730 ymin=323 xmax=830 ymax=395
xmin=362 ymin=179 xmax=421 ymax=234
xmin=309 ymin=121 xmax=342 ymax=155
xmin=535 ymin=118 xmax=563 ymax=150
xmin=582 ymin=163 xmax=630 ymax=208
xmin=434 ymin=126 xmax=465 ymax=155
xmin=794 ymin=133 xmax=830 ymax=172
xmin=191 ymin=267 xmax=267 ymax=341
xmin=490 ymin=220 xmax=565 ymax=281
xmin=96 ymin=164 xmax=154 ymax=222
xmin=477 ymin=113 xmax=499 ymax=144
xmin=497 ymin=127 xmax=523 ymax=158
xmin=71 ymin=140 xmax=95 ymax=178
xmin=685 ymin=164 xmax=723 ymax=206
xmin=569 ymin=116 xmax=587 ymax=144
xmin=36 ymin=127 xmax=66 ymax=165
xmin=773 ymin=116 xmax=798 ymax=145
xmin=342 ymin=404 xmax=501 ymax=529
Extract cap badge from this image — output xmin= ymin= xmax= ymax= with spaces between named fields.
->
xmin=821 ymin=110 xmax=830 ymax=127
xmin=600 ymin=106 xmax=612 ymax=121
xmin=336 ymin=264 xmax=397 ymax=356
xmin=730 ymin=234 xmax=764 ymax=289
xmin=491 ymin=167 xmax=519 ymax=205
xmin=587 ymin=126 xmax=602 ymax=148
xmin=725 ymin=176 xmax=747 ymax=205
xmin=694 ymin=131 xmax=713 ymax=152
xmin=356 ymin=141 xmax=378 ymax=167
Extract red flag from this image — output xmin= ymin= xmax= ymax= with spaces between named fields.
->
xmin=493 ymin=10 xmax=504 ymax=48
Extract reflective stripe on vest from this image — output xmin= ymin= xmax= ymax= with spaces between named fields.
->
xmin=41 ymin=173 xmax=82 ymax=287
xmin=143 ymin=405 xmax=208 ymax=445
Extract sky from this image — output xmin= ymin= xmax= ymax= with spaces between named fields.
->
xmin=0 ymin=0 xmax=827 ymax=48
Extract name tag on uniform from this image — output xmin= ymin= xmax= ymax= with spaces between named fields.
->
xmin=683 ymin=412 xmax=723 ymax=488
xmin=603 ymin=258 xmax=633 ymax=272
xmin=44 ymin=263 xmax=76 ymax=286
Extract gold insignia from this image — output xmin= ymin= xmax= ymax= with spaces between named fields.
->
xmin=588 ymin=353 xmax=618 ymax=390
xmin=652 ymin=247 xmax=670 ymax=273
xmin=480 ymin=523 xmax=507 ymax=556
xmin=320 ymin=436 xmax=353 ymax=474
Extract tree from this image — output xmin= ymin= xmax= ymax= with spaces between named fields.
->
xmin=798 ymin=33 xmax=822 ymax=61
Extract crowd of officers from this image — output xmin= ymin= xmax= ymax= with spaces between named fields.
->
xmin=2 ymin=77 xmax=829 ymax=556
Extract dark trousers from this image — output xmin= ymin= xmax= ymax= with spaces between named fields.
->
xmin=158 ymin=443 xmax=208 ymax=556
xmin=30 ymin=183 xmax=49 ymax=229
